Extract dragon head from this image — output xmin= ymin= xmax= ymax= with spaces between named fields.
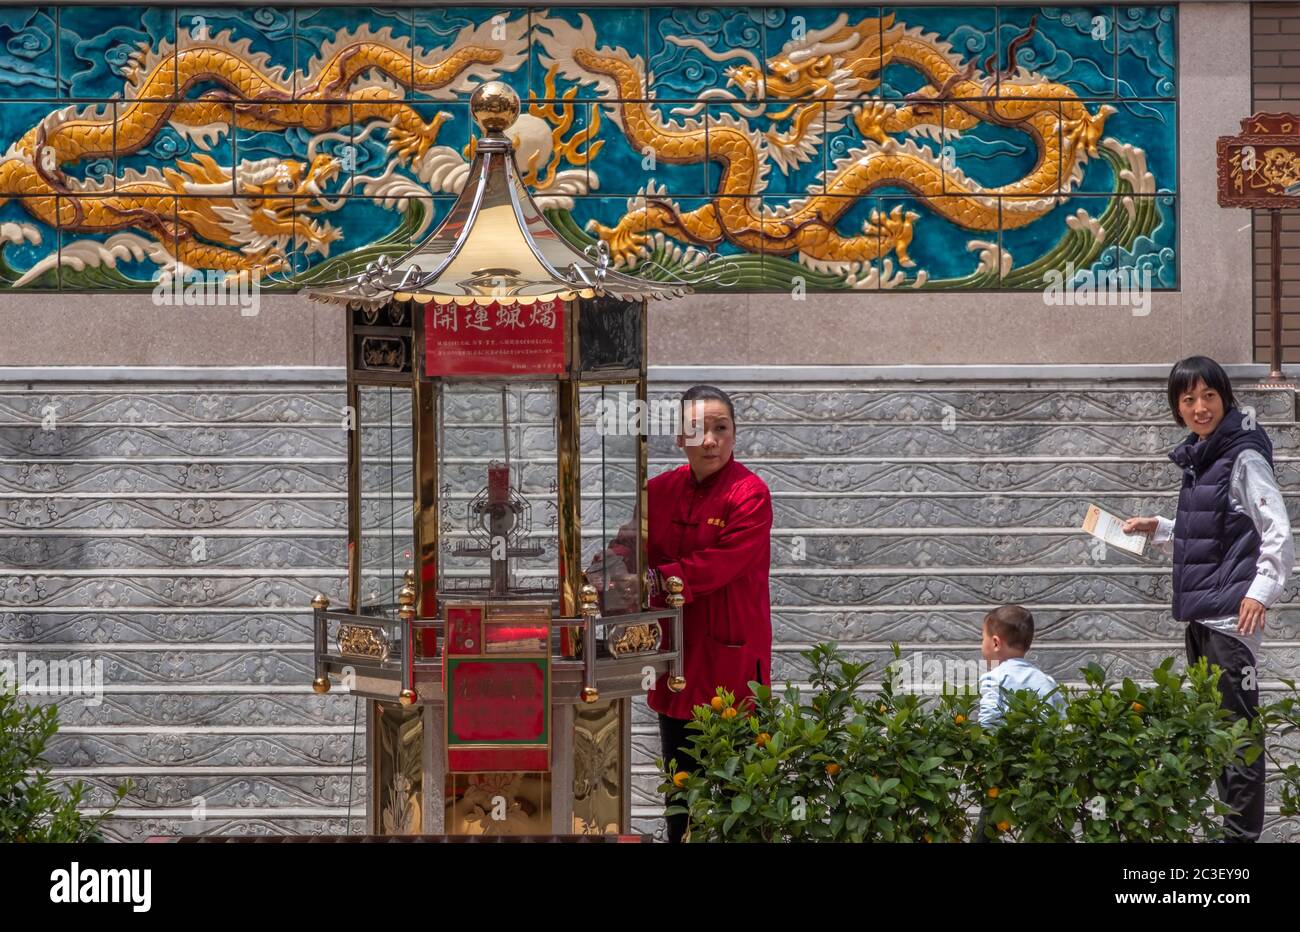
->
xmin=239 ymin=153 xmax=344 ymax=257
xmin=731 ymin=13 xmax=897 ymax=100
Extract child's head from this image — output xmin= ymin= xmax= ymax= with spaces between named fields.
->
xmin=981 ymin=605 xmax=1035 ymax=663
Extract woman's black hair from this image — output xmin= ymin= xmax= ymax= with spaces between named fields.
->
xmin=1166 ymin=356 xmax=1236 ymax=426
xmin=681 ymin=384 xmax=735 ymax=422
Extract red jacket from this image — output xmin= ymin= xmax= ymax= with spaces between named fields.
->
xmin=645 ymin=456 xmax=773 ymax=720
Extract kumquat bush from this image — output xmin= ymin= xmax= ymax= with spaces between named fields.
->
xmin=660 ymin=644 xmax=1283 ymax=843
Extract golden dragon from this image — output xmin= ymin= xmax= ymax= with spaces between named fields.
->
xmin=0 ymin=19 xmax=526 ymax=276
xmin=539 ymin=11 xmax=1116 ymax=274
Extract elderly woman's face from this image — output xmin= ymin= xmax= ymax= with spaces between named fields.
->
xmin=678 ymin=399 xmax=734 ymax=480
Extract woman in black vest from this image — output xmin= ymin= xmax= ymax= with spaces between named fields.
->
xmin=1125 ymin=356 xmax=1293 ymax=842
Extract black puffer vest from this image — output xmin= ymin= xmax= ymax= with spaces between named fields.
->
xmin=1169 ymin=406 xmax=1273 ymax=621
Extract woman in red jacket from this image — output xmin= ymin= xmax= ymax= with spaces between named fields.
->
xmin=646 ymin=385 xmax=773 ymax=843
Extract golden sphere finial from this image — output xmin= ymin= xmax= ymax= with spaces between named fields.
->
xmin=470 ymin=81 xmax=520 ymax=134
xmin=312 ymin=676 xmax=331 ymax=694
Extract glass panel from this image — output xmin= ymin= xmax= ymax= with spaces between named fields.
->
xmin=580 ymin=383 xmax=644 ymax=615
xmin=578 ymin=296 xmax=643 ymax=373
xmin=358 ymin=385 xmax=414 ymax=614
xmin=436 ymin=380 xmax=558 ymax=598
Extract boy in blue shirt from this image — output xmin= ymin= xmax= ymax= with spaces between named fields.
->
xmin=977 ymin=604 xmax=1065 ymax=726
xmin=972 ymin=605 xmax=1065 ymax=841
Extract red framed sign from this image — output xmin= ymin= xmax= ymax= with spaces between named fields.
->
xmin=424 ymin=300 xmax=565 ymax=376
xmin=442 ymin=600 xmax=551 ymax=773
xmin=1217 ymin=112 xmax=1300 ymax=208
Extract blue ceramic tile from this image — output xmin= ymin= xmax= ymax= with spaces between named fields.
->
xmin=0 ymin=7 xmax=57 ymax=99
xmin=60 ymin=6 xmax=177 ymax=100
xmin=176 ymin=7 xmax=293 ymax=101
xmin=999 ymin=193 xmax=1113 ymax=288
xmin=399 ymin=101 xmax=471 ymax=191
xmin=1074 ymin=99 xmax=1175 ymax=195
xmin=940 ymin=100 xmax=1056 ymax=195
xmin=499 ymin=98 xmax=594 ymax=200
xmin=414 ymin=7 xmax=528 ymax=102
xmin=873 ymin=192 xmax=999 ymax=284
xmin=648 ymin=6 xmax=763 ymax=101
xmin=58 ymin=194 xmax=177 ymax=288
xmin=0 ymin=194 xmax=55 ymax=287
xmin=588 ymin=99 xmax=705 ymax=197
xmin=531 ymin=8 xmax=646 ymax=103
xmin=765 ymin=6 xmax=885 ymax=101
xmin=998 ymin=6 xmax=1118 ymax=100
xmin=564 ymin=195 xmax=648 ymax=269
xmin=764 ymin=193 xmax=883 ymax=290
xmin=707 ymin=101 xmax=822 ymax=196
xmin=1116 ymin=4 xmax=1176 ymax=99
xmin=400 ymin=196 xmax=455 ymax=249
xmin=0 ymin=100 xmax=65 ymax=192
xmin=882 ymin=6 xmax=997 ymax=101
xmin=116 ymin=101 xmax=234 ymax=197
xmin=294 ymin=7 xmax=413 ymax=100
xmin=1113 ymin=193 xmax=1176 ymax=288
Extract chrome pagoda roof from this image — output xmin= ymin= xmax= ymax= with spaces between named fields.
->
xmin=301 ymin=81 xmax=689 ymax=308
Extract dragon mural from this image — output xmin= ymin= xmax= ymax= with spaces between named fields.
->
xmin=0 ymin=5 xmax=1177 ymax=291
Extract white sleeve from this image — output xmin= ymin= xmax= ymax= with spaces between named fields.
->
xmin=1151 ymin=515 xmax=1176 ymax=555
xmin=1233 ymin=451 xmax=1294 ymax=607
xmin=977 ymin=671 xmax=1001 ymax=727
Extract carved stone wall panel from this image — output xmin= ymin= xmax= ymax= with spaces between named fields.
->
xmin=0 ymin=462 xmax=346 ymax=495
xmin=0 ymin=536 xmax=346 ymax=570
xmin=0 ymin=425 xmax=348 ymax=458
xmin=45 ymin=732 xmax=362 ymax=769
xmin=1 ymin=497 xmax=346 ymax=531
xmin=3 ymin=380 xmax=1296 ymax=839
xmin=41 ymin=692 xmax=359 ymax=728
xmin=0 ymin=390 xmax=349 ymax=425
xmin=1 ymin=611 xmax=314 ymax=644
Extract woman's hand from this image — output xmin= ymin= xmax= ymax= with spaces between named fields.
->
xmin=1237 ymin=597 xmax=1266 ymax=636
xmin=1122 ymin=516 xmax=1159 ymax=538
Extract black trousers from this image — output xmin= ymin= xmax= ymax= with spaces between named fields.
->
xmin=658 ymin=713 xmax=694 ymax=844
xmin=1185 ymin=621 xmax=1266 ymax=842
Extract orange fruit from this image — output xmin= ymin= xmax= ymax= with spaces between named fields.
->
xmin=878 ymin=704 xmax=887 ymax=713
xmin=996 ymin=820 xmax=1011 ymax=833
xmin=954 ymin=714 xmax=967 ymax=725
xmin=756 ymin=732 xmax=771 ymax=748
xmin=923 ymin=833 xmax=933 ymax=843
xmin=710 ymin=696 xmax=724 ymax=712
xmin=672 ymin=771 xmax=689 ymax=788
xmin=987 ymin=786 xmax=1000 ymax=799
xmin=722 ymin=707 xmax=738 ymax=719
xmin=1131 ymin=701 xmax=1145 ymax=713
xmin=825 ymin=763 xmax=841 ymax=776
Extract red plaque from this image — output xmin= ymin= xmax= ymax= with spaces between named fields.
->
xmin=1217 ymin=112 xmax=1300 ymax=208
xmin=446 ymin=658 xmax=550 ymax=773
xmin=445 ymin=604 xmax=483 ymax=655
xmin=424 ymin=301 xmax=565 ymax=376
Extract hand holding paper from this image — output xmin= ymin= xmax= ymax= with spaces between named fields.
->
xmin=1081 ymin=504 xmax=1148 ymax=556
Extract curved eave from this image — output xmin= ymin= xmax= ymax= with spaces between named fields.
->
xmin=301 ymin=132 xmax=694 ymax=308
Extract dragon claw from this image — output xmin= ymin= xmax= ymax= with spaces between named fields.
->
xmin=853 ymin=100 xmax=897 ymax=144
xmin=586 ymin=216 xmax=650 ymax=266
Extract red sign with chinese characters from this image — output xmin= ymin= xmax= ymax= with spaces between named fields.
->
xmin=424 ymin=300 xmax=565 ymax=376
xmin=1217 ymin=112 xmax=1300 ymax=208
xmin=446 ymin=658 xmax=549 ymax=772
